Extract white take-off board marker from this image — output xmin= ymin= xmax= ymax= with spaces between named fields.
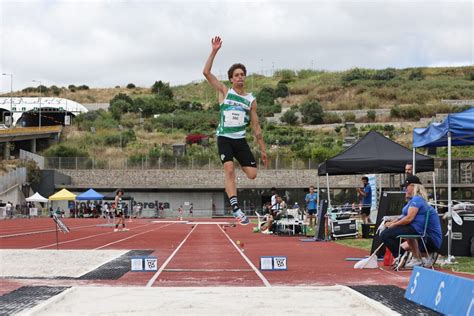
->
xmin=260 ymin=256 xmax=287 ymax=271
xmin=131 ymin=257 xmax=158 ymax=272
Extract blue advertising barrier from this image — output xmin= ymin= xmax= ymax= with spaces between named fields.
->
xmin=405 ymin=266 xmax=474 ymax=315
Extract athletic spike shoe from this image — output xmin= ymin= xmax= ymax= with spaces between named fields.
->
xmin=233 ymin=209 xmax=249 ymax=225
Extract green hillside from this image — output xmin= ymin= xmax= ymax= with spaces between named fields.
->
xmin=9 ymin=66 xmax=473 ymax=164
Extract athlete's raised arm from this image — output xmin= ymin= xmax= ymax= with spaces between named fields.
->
xmin=203 ymin=36 xmax=228 ymax=101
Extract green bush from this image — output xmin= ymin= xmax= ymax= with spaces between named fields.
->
xmin=343 ymin=112 xmax=356 ymax=122
xmin=341 ymin=68 xmax=371 ymax=83
xmin=367 ymin=110 xmax=376 ymax=122
xmin=297 ymin=69 xmax=322 ymax=79
xmin=408 ymin=68 xmax=425 ymax=80
xmin=257 ymin=86 xmax=275 ymax=105
xmin=274 ymin=69 xmax=296 ymax=81
xmin=323 ymin=112 xmax=343 ymax=124
xmin=177 ymin=100 xmax=203 ymax=111
xmin=371 ymin=68 xmax=397 ymax=81
xmin=126 ymin=83 xmax=136 ymax=89
xmin=110 ymin=99 xmax=132 ymax=120
xmin=143 ymin=120 xmax=154 ymax=132
xmin=110 ymin=93 xmax=135 ymax=119
xmin=133 ymin=95 xmax=176 ymax=116
xmin=74 ymin=110 xmax=118 ymax=131
xmin=104 ymin=129 xmax=136 ymax=147
xmin=280 ymin=109 xmax=298 ymax=125
xmin=50 ymin=85 xmax=61 ymax=96
xmin=275 ymin=83 xmax=289 ymax=98
xmin=300 ymin=101 xmax=324 ymax=124
xmin=151 ymin=80 xmax=173 ymax=99
xmin=44 ymin=144 xmax=88 ymax=157
xmin=153 ymin=111 xmax=217 ymax=133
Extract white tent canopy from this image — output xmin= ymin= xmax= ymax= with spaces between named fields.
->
xmin=25 ymin=192 xmax=49 ymax=203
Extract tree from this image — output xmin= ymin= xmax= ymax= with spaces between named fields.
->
xmin=275 ymin=82 xmax=289 ymax=98
xmin=126 ymin=83 xmax=136 ymax=89
xmin=256 ymin=86 xmax=275 ymax=106
xmin=151 ymin=80 xmax=173 ymax=99
xmin=109 ymin=93 xmax=134 ymax=119
xmin=299 ymin=101 xmax=324 ymax=124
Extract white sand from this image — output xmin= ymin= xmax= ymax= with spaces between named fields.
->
xmin=21 ymin=286 xmax=399 ymax=316
xmin=0 ymin=249 xmax=127 ymax=278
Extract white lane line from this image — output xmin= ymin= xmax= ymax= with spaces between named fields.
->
xmin=0 ymin=224 xmax=100 ymax=239
xmin=163 ymin=268 xmax=254 ymax=272
xmin=35 ymin=223 xmax=153 ymax=249
xmin=218 ymin=224 xmax=272 ymax=288
xmin=146 ymin=224 xmax=198 ymax=287
xmin=94 ymin=223 xmax=175 ymax=250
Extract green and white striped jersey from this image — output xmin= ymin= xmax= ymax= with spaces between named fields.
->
xmin=216 ymin=88 xmax=255 ymax=139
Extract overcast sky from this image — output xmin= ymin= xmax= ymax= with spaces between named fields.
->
xmin=0 ymin=0 xmax=472 ymax=93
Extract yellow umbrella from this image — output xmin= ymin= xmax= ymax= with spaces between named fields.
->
xmin=49 ymin=188 xmax=76 ymax=201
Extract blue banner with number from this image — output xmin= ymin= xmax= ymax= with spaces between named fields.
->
xmin=405 ymin=266 xmax=474 ymax=315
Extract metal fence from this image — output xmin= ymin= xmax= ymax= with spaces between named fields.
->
xmin=43 ymin=156 xmax=319 ymax=170
xmin=0 ymin=167 xmax=27 ymax=193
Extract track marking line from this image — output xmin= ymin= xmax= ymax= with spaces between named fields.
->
xmin=217 ymin=224 xmax=272 ymax=288
xmin=379 ymin=267 xmax=412 ymax=279
xmin=35 ymin=223 xmax=153 ymax=249
xmin=94 ymin=223 xmax=175 ymax=250
xmin=0 ymin=224 xmax=99 ymax=239
xmin=163 ymin=268 xmax=254 ymax=272
xmin=146 ymin=224 xmax=198 ymax=287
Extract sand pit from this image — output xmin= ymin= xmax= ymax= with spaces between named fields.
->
xmin=22 ymin=286 xmax=398 ymax=315
xmin=0 ymin=249 xmax=127 ymax=278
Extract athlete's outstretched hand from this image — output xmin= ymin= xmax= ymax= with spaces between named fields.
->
xmin=211 ymin=36 xmax=222 ymax=52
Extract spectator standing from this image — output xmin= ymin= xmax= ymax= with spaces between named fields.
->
xmin=357 ymin=176 xmax=372 ymax=224
xmin=305 ymin=186 xmax=318 ymax=229
xmin=188 ymin=203 xmax=194 ymax=217
xmin=6 ymin=201 xmax=12 ymax=219
xmin=178 ymin=205 xmax=184 ymax=220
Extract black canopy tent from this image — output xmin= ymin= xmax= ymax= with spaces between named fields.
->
xmin=318 ymin=130 xmax=434 ymax=176
xmin=317 ymin=130 xmax=434 ymax=208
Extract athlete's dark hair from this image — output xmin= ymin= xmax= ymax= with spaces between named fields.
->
xmin=227 ymin=63 xmax=247 ymax=80
xmin=361 ymin=176 xmax=369 ymax=182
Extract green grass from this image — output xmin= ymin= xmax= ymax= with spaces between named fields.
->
xmin=336 ymin=238 xmax=373 ymax=251
xmin=437 ymin=257 xmax=474 ymax=275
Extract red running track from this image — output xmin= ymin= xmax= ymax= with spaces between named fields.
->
xmin=1 ymin=218 xmax=471 ymax=291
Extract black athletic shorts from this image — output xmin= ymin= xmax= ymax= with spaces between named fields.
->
xmin=217 ymin=136 xmax=257 ymax=168
xmin=115 ymin=211 xmax=123 ymax=217
xmin=361 ymin=206 xmax=371 ymax=216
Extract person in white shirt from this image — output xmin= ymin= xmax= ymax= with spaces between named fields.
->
xmin=6 ymin=201 xmax=12 ymax=219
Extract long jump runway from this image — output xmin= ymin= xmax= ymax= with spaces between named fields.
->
xmin=0 ymin=218 xmax=445 ymax=315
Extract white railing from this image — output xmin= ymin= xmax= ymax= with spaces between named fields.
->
xmin=0 ymin=167 xmax=27 ymax=193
